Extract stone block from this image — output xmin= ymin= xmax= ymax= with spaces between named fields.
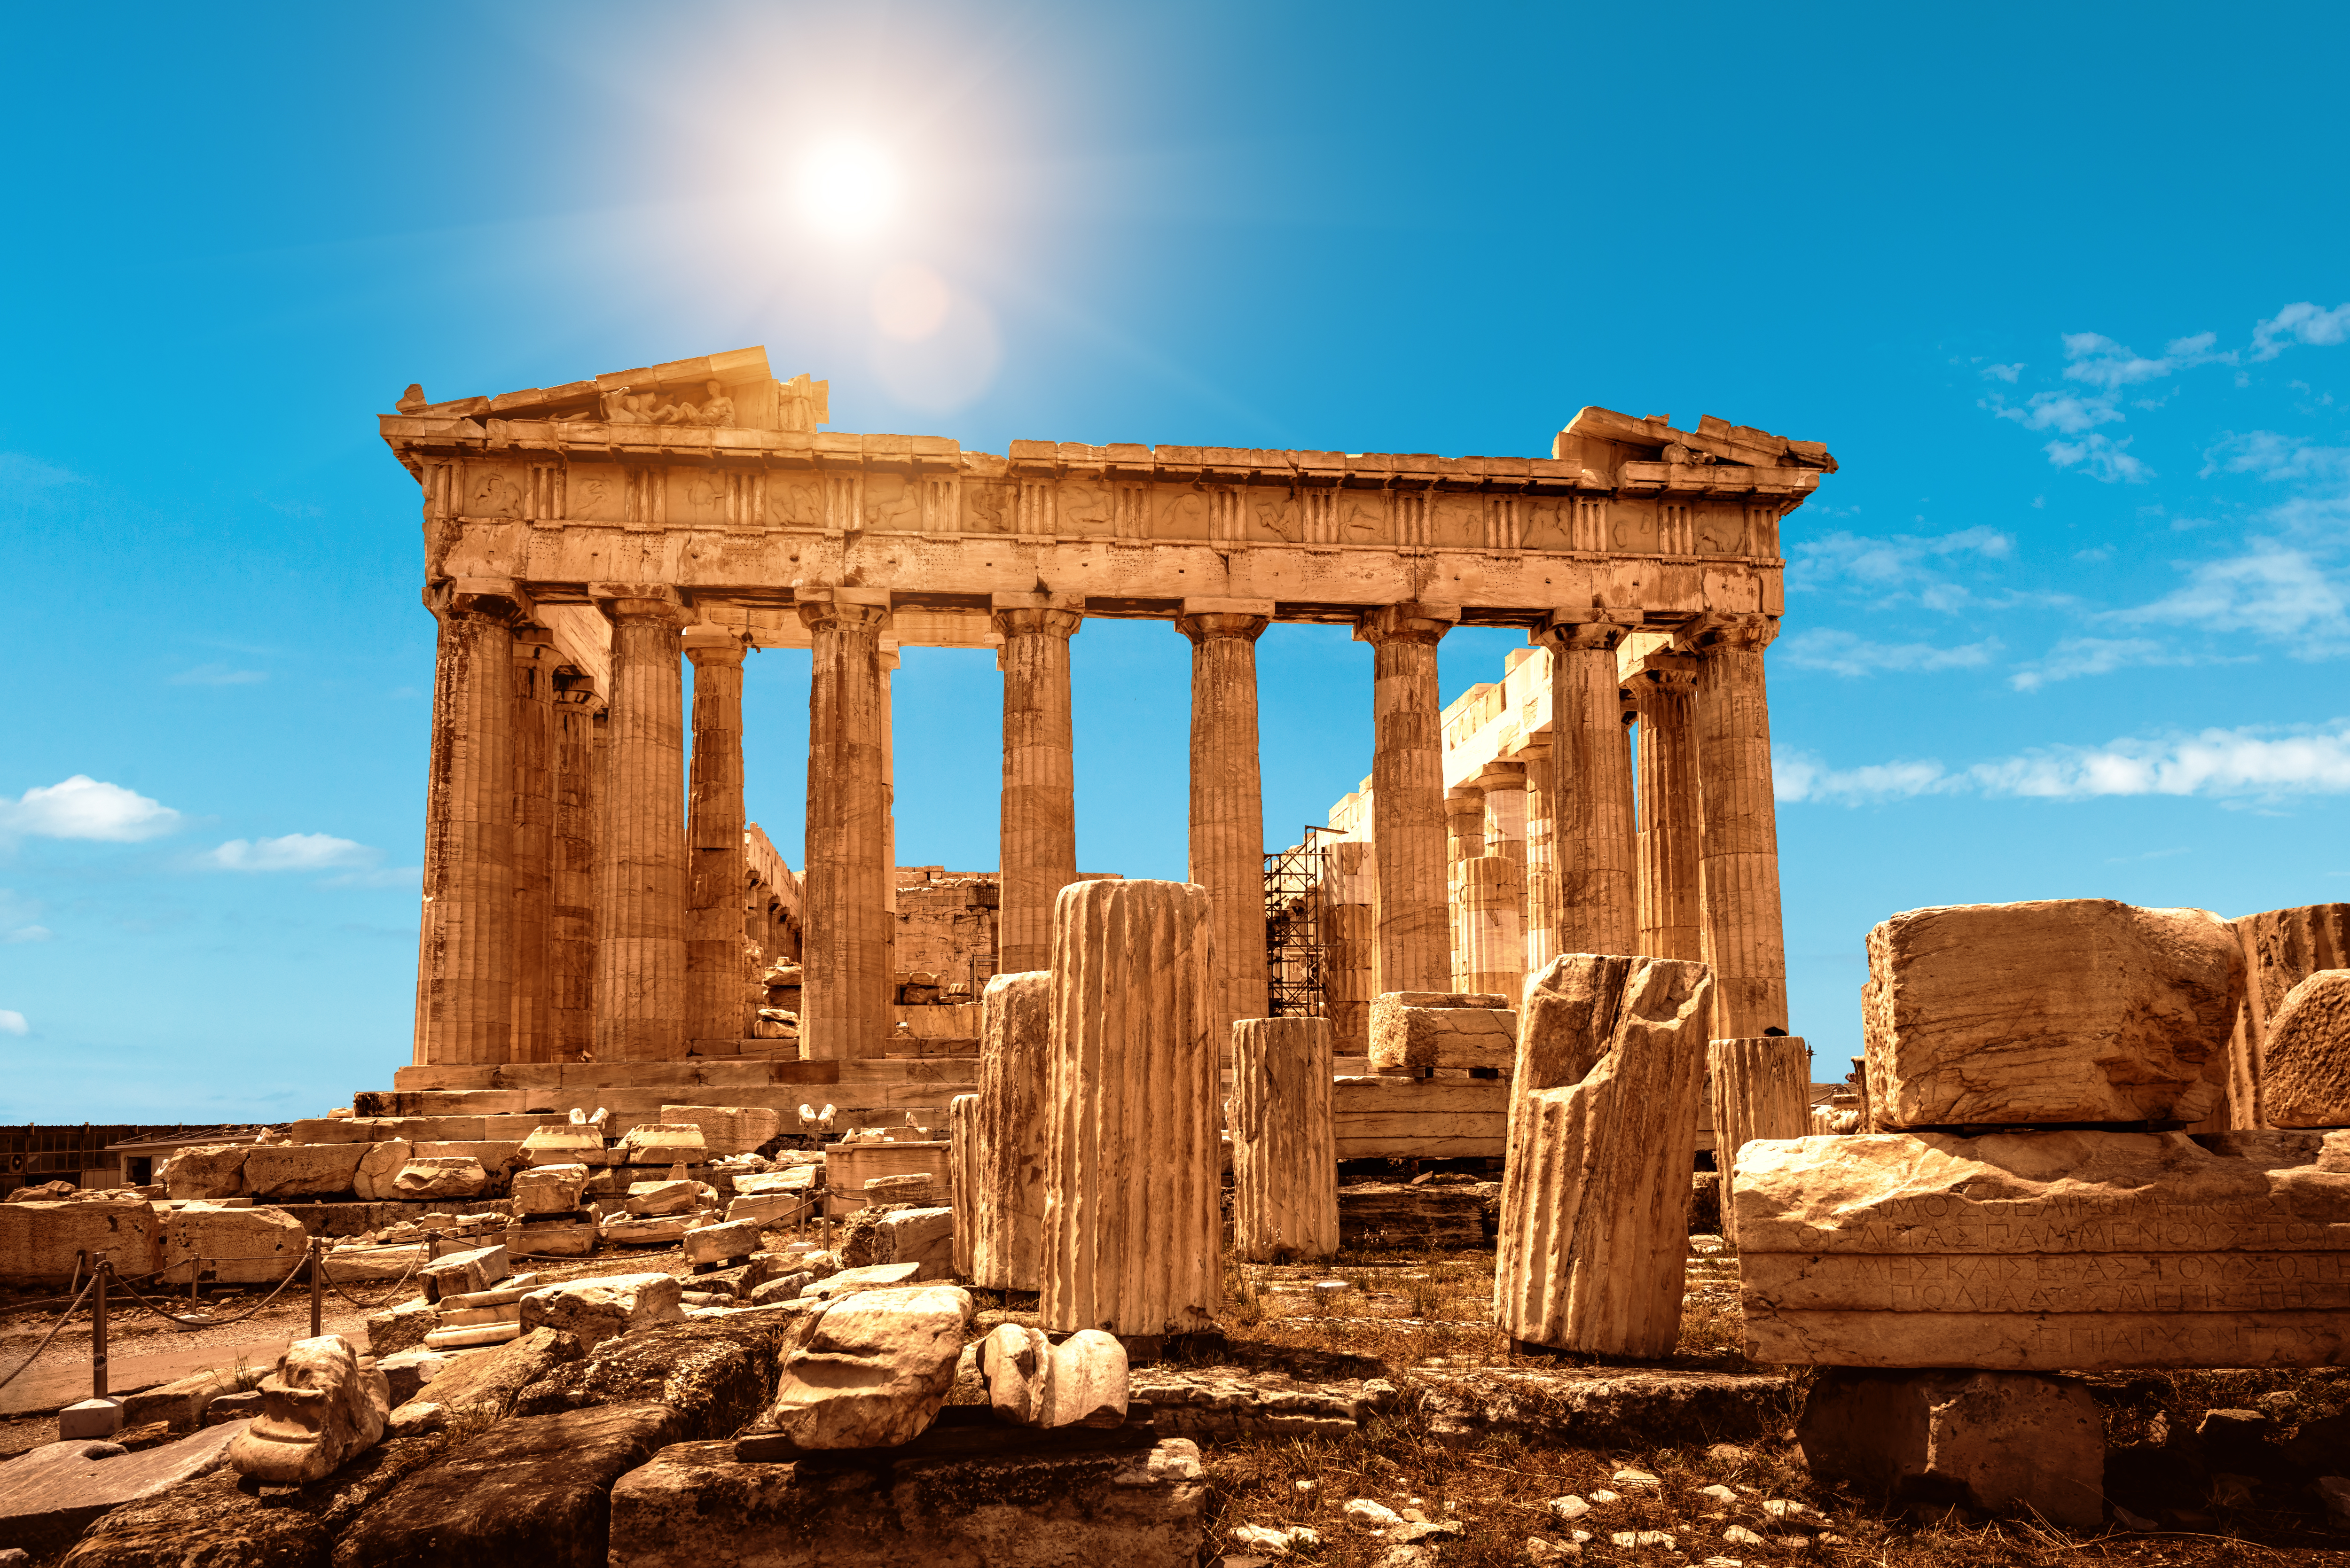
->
xmin=411 ymin=1139 xmax=526 ymax=1182
xmin=375 ymin=1348 xmax=450 ymax=1408
xmin=513 ymin=1162 xmax=591 ymax=1215
xmin=365 ymin=1296 xmax=441 ymax=1358
xmin=519 ymin=1272 xmax=685 ymax=1350
xmin=603 ymin=1215 xmax=697 ymax=1247
xmin=417 ymin=1243 xmax=509 ymax=1300
xmin=658 ymin=1105 xmax=781 ymax=1155
xmin=1232 ymin=1016 xmax=1339 ymax=1263
xmin=607 ymin=1434 xmax=1206 ymax=1567
xmin=1367 ymin=993 xmax=1517 ymax=1073
xmin=760 ymin=1284 xmax=973 ymax=1452
xmin=619 ymin=1124 xmax=709 ymax=1166
xmin=158 ymin=1203 xmax=310 ymax=1287
xmin=0 ymin=1198 xmax=163 ymax=1285
xmin=1797 ymin=1368 xmax=2105 ymax=1527
xmin=802 ymin=1262 xmax=923 ymax=1302
xmin=1862 ymin=899 xmax=2241 ymax=1128
xmin=727 ymin=1191 xmax=807 ymax=1227
xmin=157 ymin=1145 xmax=247 ymax=1201
xmin=394 ymin=1156 xmax=490 ymax=1202
xmin=684 ymin=1218 xmax=762 ymax=1266
xmin=332 ymin=1403 xmax=684 ymax=1568
xmin=1496 ymin=954 xmax=1714 ymax=1356
xmin=352 ymin=1139 xmax=415 ymax=1202
xmin=507 ymin=1219 xmax=598 ymax=1258
xmin=227 ymin=1335 xmax=390 ymax=1485
xmin=241 ymin=1143 xmax=367 ymax=1200
xmin=626 ymin=1179 xmax=714 ymax=1218
xmin=119 ymin=1369 xmax=239 ymax=1432
xmin=2264 ymin=969 xmax=2350 ymax=1128
xmin=523 ymin=1124 xmax=611 ymax=1167
xmin=0 ymin=1423 xmax=249 ymax=1560
xmin=978 ymin=1325 xmax=1129 ymax=1429
xmin=392 ymin=1327 xmax=576 ymax=1426
xmin=58 ymin=1399 xmax=123 ymax=1441
xmin=1735 ymin=1128 xmax=2350 ymax=1368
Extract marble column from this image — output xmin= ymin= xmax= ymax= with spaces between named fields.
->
xmin=1040 ymin=879 xmax=1220 ymax=1336
xmin=1320 ymin=840 xmax=1375 ymax=1056
xmin=801 ymin=591 xmax=895 ymax=1061
xmin=1475 ymin=762 xmax=1529 ymax=1002
xmin=1354 ymin=604 xmax=1455 ymax=994
xmin=508 ymin=628 xmax=558 ymax=1063
xmin=1516 ymin=739 xmax=1559 ymax=977
xmin=1632 ymin=656 xmax=1703 ymax=962
xmin=1444 ymin=788 xmax=1486 ymax=990
xmin=592 ymin=585 xmax=689 ymax=1061
xmin=975 ymin=969 xmax=1052 ymax=1291
xmin=1232 ymin=1015 xmax=1339 ymax=1263
xmin=683 ymin=626 xmax=748 ymax=1048
xmin=880 ymin=643 xmax=900 ymax=988
xmin=548 ymin=674 xmax=602 ymax=1062
xmin=1677 ymin=612 xmax=1789 ymax=1038
xmin=993 ymin=601 xmax=1083 ymax=976
xmin=415 ymin=577 xmax=529 ymax=1067
xmin=1707 ymin=1034 xmax=1812 ymax=1246
xmin=1535 ymin=616 xmax=1638 ymax=958
xmin=1179 ymin=606 xmax=1271 ymax=1046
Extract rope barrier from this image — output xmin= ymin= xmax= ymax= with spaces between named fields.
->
xmin=0 ymin=1275 xmax=98 ymax=1393
xmin=110 ymin=1249 xmax=310 ymax=1333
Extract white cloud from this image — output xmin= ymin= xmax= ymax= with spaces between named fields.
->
xmin=201 ymin=834 xmax=374 ymax=872
xmin=1791 ymin=526 xmax=2012 ymax=591
xmin=2106 ymin=543 xmax=2349 ymax=654
xmin=1981 ymin=362 xmax=2024 ymax=383
xmin=1778 ymin=721 xmax=2350 ymax=806
xmin=3 ymin=925 xmax=51 ymax=943
xmin=2044 ymin=433 xmax=2149 ymax=483
xmin=1778 ymin=628 xmax=2001 ymax=678
xmin=0 ymin=777 xmax=183 ymax=842
xmin=2251 ymin=301 xmax=2350 ymax=361
xmin=2059 ymin=330 xmax=2232 ymax=391
xmin=2201 ymin=430 xmax=2350 ymax=484
xmin=1995 ymin=389 xmax=2122 ymax=435
xmin=0 ymin=1010 xmax=25 ymax=1036
xmin=169 ymin=663 xmax=267 ymax=687
xmin=2008 ymin=636 xmax=2227 ymax=692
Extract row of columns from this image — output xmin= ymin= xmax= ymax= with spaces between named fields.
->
xmin=415 ymin=577 xmax=1785 ymax=1068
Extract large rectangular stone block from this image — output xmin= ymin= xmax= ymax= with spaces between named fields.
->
xmin=1863 ymin=899 xmax=2241 ymax=1128
xmin=242 ymin=1143 xmax=367 ymax=1200
xmin=659 ymin=1105 xmax=782 ymax=1155
xmin=1367 ymin=992 xmax=1516 ymax=1073
xmin=159 ymin=1204 xmax=310 ymax=1285
xmin=0 ymin=1198 xmax=163 ymax=1284
xmin=1734 ymin=1128 xmax=2350 ymax=1369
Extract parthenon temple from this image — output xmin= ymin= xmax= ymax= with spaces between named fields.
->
xmin=385 ymin=344 xmax=1831 ymax=1133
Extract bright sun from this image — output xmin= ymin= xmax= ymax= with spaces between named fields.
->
xmin=796 ymin=139 xmax=900 ymax=238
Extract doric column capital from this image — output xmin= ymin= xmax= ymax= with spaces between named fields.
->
xmin=1673 ymin=611 xmax=1779 ymax=656
xmin=509 ymin=624 xmax=556 ymax=662
xmin=426 ymin=575 xmax=534 ymax=624
xmin=1445 ymin=787 xmax=1487 ymax=816
xmin=1353 ymin=602 xmax=1459 ymax=647
xmin=796 ymin=587 xmax=893 ymax=637
xmin=1474 ymin=761 xmax=1528 ymax=793
xmin=552 ymin=665 xmax=603 ymax=710
xmin=1533 ymin=608 xmax=1636 ymax=654
xmin=1175 ymin=612 xmax=1269 ymax=645
xmin=680 ymin=624 xmax=749 ymax=664
xmin=991 ymin=607 xmax=1084 ymax=640
xmin=1630 ymin=651 xmax=1704 ymax=701
xmin=589 ymin=582 xmax=687 ymax=627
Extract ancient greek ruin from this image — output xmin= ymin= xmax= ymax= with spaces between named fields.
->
xmin=5 ymin=343 xmax=2348 ymax=1566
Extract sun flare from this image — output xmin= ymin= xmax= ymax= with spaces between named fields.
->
xmin=795 ymin=139 xmax=900 ymax=239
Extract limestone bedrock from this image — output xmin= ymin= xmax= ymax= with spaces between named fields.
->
xmin=1734 ymin=1128 xmax=2350 ymax=1369
xmin=2263 ymin=969 xmax=2350 ymax=1128
xmin=1797 ymin=1368 xmax=2105 ymax=1528
xmin=764 ymin=1283 xmax=973 ymax=1451
xmin=226 ymin=1335 xmax=390 ymax=1485
xmin=1862 ymin=898 xmax=2241 ymax=1127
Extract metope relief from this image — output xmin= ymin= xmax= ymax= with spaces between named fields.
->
xmin=565 ymin=465 xmax=627 ymax=524
xmin=1155 ymin=488 xmax=1209 ymax=541
xmin=862 ymin=473 xmax=921 ymax=531
xmin=466 ymin=465 xmax=525 ymax=520
xmin=767 ymin=476 xmax=823 ymax=528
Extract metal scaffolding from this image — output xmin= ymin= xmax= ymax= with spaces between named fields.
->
xmin=1263 ymin=827 xmax=1331 ymax=1017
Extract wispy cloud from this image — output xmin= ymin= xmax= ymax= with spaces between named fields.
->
xmin=1778 ymin=628 xmax=2001 ymax=677
xmin=1776 ymin=720 xmax=2350 ymax=805
xmin=0 ymin=1010 xmax=26 ymax=1037
xmin=2044 ymin=432 xmax=2149 ymax=483
xmin=200 ymin=834 xmax=373 ymax=872
xmin=1980 ymin=362 xmax=2024 ymax=383
xmin=3 ymin=925 xmax=52 ymax=943
xmin=2105 ymin=542 xmax=2349 ymax=655
xmin=2060 ymin=330 xmax=2232 ymax=391
xmin=2251 ymin=302 xmax=2350 ymax=361
xmin=2201 ymin=430 xmax=2350 ymax=484
xmin=1995 ymin=390 xmax=2122 ymax=435
xmin=2008 ymin=636 xmax=2235 ymax=692
xmin=169 ymin=663 xmax=268 ymax=687
xmin=321 ymin=865 xmax=423 ymax=890
xmin=1789 ymin=525 xmax=2012 ymax=602
xmin=0 ymin=777 xmax=183 ymax=842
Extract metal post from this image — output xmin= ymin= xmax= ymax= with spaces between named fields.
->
xmin=92 ymin=1259 xmax=110 ymax=1401
xmin=309 ymin=1234 xmax=323 ymax=1338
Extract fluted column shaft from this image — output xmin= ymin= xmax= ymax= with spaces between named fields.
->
xmin=1680 ymin=613 xmax=1788 ymax=1038
xmin=880 ymin=645 xmax=900 ymax=985
xmin=1537 ymin=618 xmax=1638 ymax=957
xmin=802 ymin=596 xmax=895 ymax=1060
xmin=1444 ymin=788 xmax=1486 ymax=989
xmin=1355 ymin=606 xmax=1453 ymax=993
xmin=685 ymin=629 xmax=749 ymax=1046
xmin=1180 ymin=612 xmax=1270 ymax=1045
xmin=415 ymin=580 xmax=527 ymax=1066
xmin=1232 ymin=1015 xmax=1339 ymax=1263
xmin=593 ymin=589 xmax=689 ymax=1061
xmin=1041 ymin=879 xmax=1220 ymax=1336
xmin=508 ymin=630 xmax=558 ymax=1063
xmin=1634 ymin=661 xmax=1703 ymax=962
xmin=548 ymin=682 xmax=602 ymax=1061
xmin=1474 ymin=764 xmax=1529 ymax=1001
xmin=995 ymin=608 xmax=1082 ymax=975
xmin=1520 ymin=743 xmax=1559 ymax=976
xmin=975 ymin=969 xmax=1052 ymax=1290
xmin=1320 ymin=840 xmax=1375 ymax=1056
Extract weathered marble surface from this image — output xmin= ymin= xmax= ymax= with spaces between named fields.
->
xmin=1735 ymin=1129 xmax=2350 ymax=1368
xmin=1862 ymin=898 xmax=2242 ymax=1128
xmin=2264 ymin=969 xmax=2350 ymax=1128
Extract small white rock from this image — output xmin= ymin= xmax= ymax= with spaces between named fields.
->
xmin=1612 ymin=1467 xmax=1662 ymax=1491
xmin=1548 ymin=1494 xmax=1590 ymax=1521
xmin=1695 ymin=1483 xmax=1738 ymax=1504
xmin=1723 ymin=1524 xmax=1768 ymax=1546
xmin=1524 ymin=1539 xmax=1583 ymax=1564
xmin=1762 ymin=1498 xmax=1810 ymax=1519
xmin=1345 ymin=1498 xmax=1405 ymax=1532
xmin=1229 ymin=1524 xmax=1294 ymax=1553
xmin=1589 ymin=1489 xmax=1620 ymax=1504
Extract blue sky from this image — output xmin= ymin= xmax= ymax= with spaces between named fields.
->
xmin=3 ymin=3 xmax=2344 ymax=1121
